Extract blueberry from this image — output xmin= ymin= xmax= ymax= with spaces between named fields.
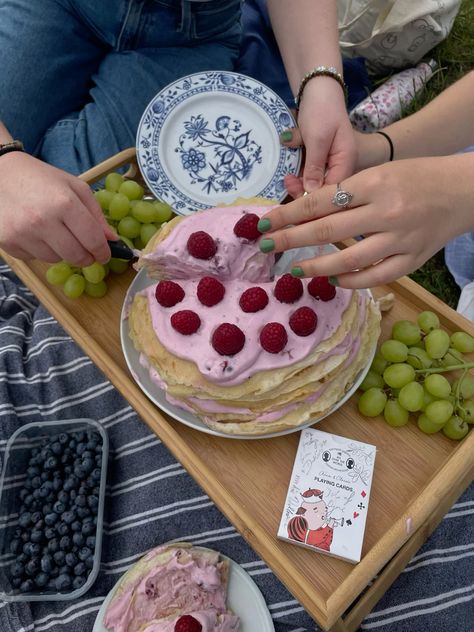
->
xmin=76 ymin=442 xmax=86 ymax=456
xmin=77 ymin=507 xmax=91 ymax=520
xmin=40 ymin=554 xmax=53 ymax=574
xmin=87 ymin=495 xmax=99 ymax=511
xmin=18 ymin=512 xmax=32 ymax=528
xmin=19 ymin=488 xmax=28 ymax=501
xmin=59 ymin=536 xmax=71 ymax=551
xmin=23 ymin=494 xmax=34 ymax=507
xmin=31 ymin=511 xmax=42 ymax=523
xmin=73 ymin=561 xmax=87 ymax=577
xmin=70 ymin=520 xmax=82 ymax=533
xmin=57 ymin=490 xmax=69 ymax=504
xmin=53 ymin=550 xmax=65 ymax=566
xmin=21 ymin=532 xmax=30 ymax=543
xmin=44 ymin=456 xmax=58 ymax=471
xmin=30 ymin=530 xmax=44 ymax=544
xmin=9 ymin=562 xmax=24 ymax=578
xmin=86 ymin=536 xmax=96 ymax=550
xmin=64 ymin=465 xmax=73 ymax=475
xmin=40 ymin=471 xmax=50 ymax=482
xmin=56 ymin=522 xmax=69 ymax=537
xmin=78 ymin=547 xmax=92 ymax=562
xmin=82 ymin=450 xmax=94 ymax=459
xmin=81 ymin=458 xmax=94 ymax=474
xmin=46 ymin=579 xmax=57 ymax=591
xmin=58 ymin=433 xmax=69 ymax=445
xmin=39 ymin=484 xmax=50 ymax=499
xmin=52 ymin=478 xmax=63 ymax=492
xmin=9 ymin=538 xmax=22 ymax=555
xmin=68 ymin=439 xmax=77 ymax=451
xmin=72 ymin=575 xmax=86 ymax=590
xmin=62 ymin=510 xmax=76 ymax=525
xmin=91 ymin=468 xmax=101 ymax=482
xmin=20 ymin=579 xmax=35 ymax=592
xmin=48 ymin=538 xmax=60 ymax=554
xmin=25 ymin=558 xmax=40 ymax=577
xmin=27 ymin=465 xmax=40 ymax=478
xmin=44 ymin=527 xmax=56 ymax=540
xmin=44 ymin=512 xmax=58 ymax=527
xmin=81 ymin=522 xmax=95 ymax=536
xmin=69 ymin=489 xmax=78 ymax=501
xmin=55 ymin=573 xmax=72 ymax=591
xmin=17 ymin=553 xmax=29 ymax=564
xmin=65 ymin=552 xmax=78 ymax=567
xmin=63 ymin=476 xmax=79 ymax=492
xmin=85 ymin=554 xmax=94 ymax=569
xmin=51 ymin=441 xmax=62 ymax=455
xmin=32 ymin=488 xmax=42 ymax=500
xmin=73 ymin=431 xmax=86 ymax=443
xmin=72 ymin=532 xmax=85 ymax=547
xmin=75 ymin=494 xmax=87 ymax=508
xmin=49 ymin=565 xmax=59 ymax=578
xmin=53 ymin=501 xmax=66 ymax=515
xmin=35 ymin=572 xmax=49 ymax=588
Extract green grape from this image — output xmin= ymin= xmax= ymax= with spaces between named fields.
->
xmin=383 ymin=363 xmax=415 ymax=389
xmin=118 ymin=179 xmax=144 ymax=200
xmin=417 ymin=310 xmax=440 ymax=333
xmin=108 ymin=258 xmax=129 ymax=274
xmin=424 ymin=328 xmax=450 ymax=359
xmin=109 ymin=193 xmax=130 ymax=220
xmin=153 ymin=201 xmax=173 ymax=223
xmin=417 ymin=413 xmax=444 ymax=434
xmin=450 ymin=331 xmax=474 ymax=353
xmin=103 ymin=262 xmax=110 ymax=276
xmin=46 ymin=262 xmax=73 ymax=285
xmin=439 ymin=347 xmax=465 ymax=368
xmin=63 ymin=273 xmax=86 ymax=299
xmin=384 ymin=399 xmax=409 ymax=427
xmin=458 ymin=400 xmax=474 ymax=424
xmin=425 ymin=399 xmax=454 ymax=425
xmin=119 ymin=235 xmax=134 ymax=250
xmin=392 ymin=320 xmax=421 ymax=346
xmin=421 ymin=389 xmax=436 ymax=411
xmin=370 ymin=351 xmax=388 ymax=375
xmin=398 ymin=381 xmax=424 ymax=412
xmin=132 ymin=201 xmax=157 ymax=223
xmin=84 ymin=279 xmax=108 ymax=298
xmin=105 ymin=172 xmax=124 ymax=192
xmin=451 ymin=374 xmax=474 ymax=399
xmin=118 ymin=216 xmax=141 ymax=239
xmin=358 ymin=388 xmax=387 ymax=417
xmin=380 ymin=339 xmax=408 ymax=363
xmin=134 ymin=236 xmax=146 ymax=250
xmin=406 ymin=346 xmax=432 ymax=369
xmin=82 ymin=262 xmax=106 ymax=284
xmin=140 ymin=223 xmax=159 ymax=245
xmin=94 ymin=189 xmax=115 ymax=211
xmin=442 ymin=415 xmax=469 ymax=440
xmin=360 ymin=370 xmax=385 ymax=392
xmin=424 ymin=374 xmax=452 ymax=399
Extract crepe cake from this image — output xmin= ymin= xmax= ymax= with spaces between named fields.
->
xmin=103 ymin=543 xmax=239 ymax=632
xmin=127 ymin=202 xmax=381 ymax=436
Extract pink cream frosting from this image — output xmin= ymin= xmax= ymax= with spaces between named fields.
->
xmin=140 ymin=610 xmax=240 ymax=632
xmin=103 ymin=547 xmax=233 ymax=632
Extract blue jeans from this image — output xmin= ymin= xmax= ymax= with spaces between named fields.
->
xmin=0 ymin=0 xmax=242 ymax=175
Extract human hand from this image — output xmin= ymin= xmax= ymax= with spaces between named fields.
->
xmin=281 ymin=79 xmax=356 ymax=196
xmin=0 ymin=153 xmax=117 ymax=265
xmin=258 ymin=156 xmax=472 ymax=288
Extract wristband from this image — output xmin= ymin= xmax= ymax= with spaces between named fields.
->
xmin=0 ymin=140 xmax=25 ymax=158
xmin=375 ymin=131 xmax=394 ymax=162
xmin=295 ymin=66 xmax=347 ymax=109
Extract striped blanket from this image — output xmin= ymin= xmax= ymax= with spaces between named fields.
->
xmin=0 ymin=261 xmax=472 ymax=632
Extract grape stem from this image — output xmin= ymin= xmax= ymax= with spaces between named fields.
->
xmin=415 ymin=361 xmax=474 ymax=374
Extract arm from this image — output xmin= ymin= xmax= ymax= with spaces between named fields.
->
xmin=267 ymin=0 xmax=356 ymax=190
xmin=0 ymin=122 xmax=116 ymax=264
xmin=356 ymin=71 xmax=474 ymax=169
xmin=257 ymin=153 xmax=474 ymax=288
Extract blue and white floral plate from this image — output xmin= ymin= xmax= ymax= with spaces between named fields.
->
xmin=136 ymin=71 xmax=301 ymax=215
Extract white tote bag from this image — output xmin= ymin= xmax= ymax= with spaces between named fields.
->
xmin=337 ymin=0 xmax=462 ymax=74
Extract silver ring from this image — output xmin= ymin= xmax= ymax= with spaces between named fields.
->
xmin=332 ymin=183 xmax=353 ymax=208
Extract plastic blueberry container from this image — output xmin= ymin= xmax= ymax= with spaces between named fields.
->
xmin=0 ymin=418 xmax=108 ymax=601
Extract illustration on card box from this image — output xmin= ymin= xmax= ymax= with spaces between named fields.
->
xmin=287 ymin=488 xmax=344 ymax=552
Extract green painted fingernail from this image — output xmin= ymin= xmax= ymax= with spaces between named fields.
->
xmin=291 ymin=267 xmax=304 ymax=278
xmin=257 ymin=218 xmax=271 ymax=233
xmin=328 ymin=276 xmax=339 ymax=286
xmin=259 ymin=238 xmax=275 ymax=253
xmin=279 ymin=130 xmax=293 ymax=143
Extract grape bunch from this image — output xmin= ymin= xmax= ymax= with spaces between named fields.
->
xmin=46 ymin=171 xmax=174 ymax=298
xmin=7 ymin=429 xmax=104 ymax=595
xmin=358 ymin=310 xmax=474 ymax=440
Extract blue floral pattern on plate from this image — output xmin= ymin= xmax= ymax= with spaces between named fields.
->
xmin=136 ymin=71 xmax=301 ymax=215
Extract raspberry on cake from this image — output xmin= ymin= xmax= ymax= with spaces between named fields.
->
xmin=127 ymin=201 xmax=381 ymax=436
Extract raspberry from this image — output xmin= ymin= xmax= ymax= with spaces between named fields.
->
xmin=274 ymin=273 xmax=303 ymax=304
xmin=197 ymin=276 xmax=225 ymax=307
xmin=155 ymin=281 xmax=185 ymax=308
xmin=308 ymin=276 xmax=336 ymax=301
xmin=260 ymin=322 xmax=288 ymax=353
xmin=170 ymin=310 xmax=201 ymax=335
xmin=239 ymin=286 xmax=269 ymax=313
xmin=174 ymin=615 xmax=202 ymax=632
xmin=233 ymin=212 xmax=260 ymax=241
xmin=186 ymin=231 xmax=217 ymax=260
xmin=289 ymin=306 xmax=318 ymax=336
xmin=212 ymin=323 xmax=245 ymax=356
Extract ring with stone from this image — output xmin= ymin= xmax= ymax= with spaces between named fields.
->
xmin=332 ymin=183 xmax=353 ymax=208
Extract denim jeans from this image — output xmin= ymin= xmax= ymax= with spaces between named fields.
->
xmin=0 ymin=0 xmax=242 ymax=174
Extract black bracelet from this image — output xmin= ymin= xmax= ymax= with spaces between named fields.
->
xmin=375 ymin=131 xmax=394 ymax=162
xmin=0 ymin=140 xmax=25 ymax=158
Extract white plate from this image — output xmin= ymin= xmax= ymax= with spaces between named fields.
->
xmin=93 ymin=547 xmax=274 ymax=632
xmin=136 ymin=71 xmax=301 ymax=215
xmin=120 ymin=245 xmax=376 ymax=440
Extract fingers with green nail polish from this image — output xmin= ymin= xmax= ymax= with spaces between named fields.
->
xmin=257 ymin=218 xmax=271 ymax=233
xmin=328 ymin=276 xmax=339 ymax=286
xmin=279 ymin=130 xmax=293 ymax=143
xmin=259 ymin=238 xmax=275 ymax=253
xmin=291 ymin=267 xmax=304 ymax=278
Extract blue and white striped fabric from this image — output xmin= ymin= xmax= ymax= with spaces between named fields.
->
xmin=0 ymin=261 xmax=472 ymax=632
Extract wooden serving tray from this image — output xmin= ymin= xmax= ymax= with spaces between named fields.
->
xmin=3 ymin=149 xmax=473 ymax=631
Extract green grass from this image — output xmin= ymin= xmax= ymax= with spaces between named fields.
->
xmin=400 ymin=0 xmax=474 ymax=308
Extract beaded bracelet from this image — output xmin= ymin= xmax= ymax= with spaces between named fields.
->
xmin=295 ymin=66 xmax=347 ymax=109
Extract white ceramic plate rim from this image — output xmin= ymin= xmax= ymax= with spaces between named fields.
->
xmin=92 ymin=546 xmax=274 ymax=632
xmin=136 ymin=70 xmax=301 ymax=215
xmin=120 ymin=245 xmax=377 ymax=440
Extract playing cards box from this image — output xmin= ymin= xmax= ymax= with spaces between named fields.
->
xmin=277 ymin=428 xmax=376 ymax=563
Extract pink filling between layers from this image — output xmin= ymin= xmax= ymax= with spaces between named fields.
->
xmin=103 ymin=548 xmax=230 ymax=632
